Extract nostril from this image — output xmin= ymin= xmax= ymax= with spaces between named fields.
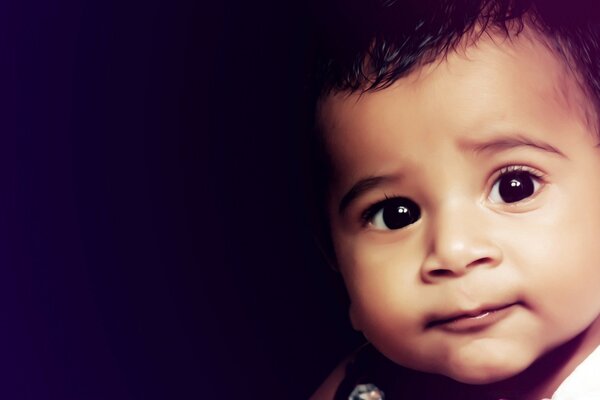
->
xmin=422 ymin=248 xmax=502 ymax=282
xmin=429 ymin=269 xmax=453 ymax=277
xmin=467 ymin=256 xmax=495 ymax=268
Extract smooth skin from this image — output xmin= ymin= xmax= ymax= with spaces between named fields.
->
xmin=314 ymin=29 xmax=600 ymax=399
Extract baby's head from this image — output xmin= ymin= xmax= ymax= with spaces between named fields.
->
xmin=312 ymin=0 xmax=600 ymax=389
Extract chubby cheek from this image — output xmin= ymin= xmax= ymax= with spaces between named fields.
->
xmin=338 ymin=236 xmax=425 ymax=338
xmin=348 ymin=291 xmax=433 ymax=372
xmin=540 ymin=221 xmax=600 ymax=326
xmin=506 ymin=185 xmax=600 ymax=331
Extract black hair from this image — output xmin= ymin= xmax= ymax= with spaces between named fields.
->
xmin=305 ymin=0 xmax=600 ymax=266
xmin=312 ymin=0 xmax=600 ymax=98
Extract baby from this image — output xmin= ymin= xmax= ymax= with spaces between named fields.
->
xmin=309 ymin=0 xmax=600 ymax=398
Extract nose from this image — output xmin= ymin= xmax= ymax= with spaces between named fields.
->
xmin=420 ymin=201 xmax=502 ymax=283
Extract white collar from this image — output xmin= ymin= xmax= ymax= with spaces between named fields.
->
xmin=551 ymin=345 xmax=600 ymax=399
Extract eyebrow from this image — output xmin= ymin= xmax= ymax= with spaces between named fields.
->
xmin=462 ymin=134 xmax=567 ymax=158
xmin=337 ymin=134 xmax=565 ymax=215
xmin=338 ymin=175 xmax=397 ymax=215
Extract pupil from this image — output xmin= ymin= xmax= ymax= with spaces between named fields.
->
xmin=499 ymin=171 xmax=534 ymax=203
xmin=382 ymin=198 xmax=420 ymax=229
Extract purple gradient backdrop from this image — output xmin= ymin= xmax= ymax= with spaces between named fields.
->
xmin=5 ymin=0 xmax=361 ymax=398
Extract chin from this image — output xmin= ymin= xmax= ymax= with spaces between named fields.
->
xmin=436 ymin=350 xmax=532 ymax=385
xmin=438 ymin=363 xmax=527 ymax=385
xmin=445 ymin=368 xmax=518 ymax=385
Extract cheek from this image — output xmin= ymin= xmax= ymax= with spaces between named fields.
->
xmin=339 ymin=238 xmax=426 ymax=333
xmin=504 ymin=189 xmax=600 ymax=324
xmin=340 ymin=237 xmax=417 ymax=300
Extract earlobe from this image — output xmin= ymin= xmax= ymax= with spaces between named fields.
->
xmin=349 ymin=303 xmax=362 ymax=331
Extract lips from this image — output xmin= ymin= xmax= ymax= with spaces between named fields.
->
xmin=426 ymin=303 xmax=519 ymax=332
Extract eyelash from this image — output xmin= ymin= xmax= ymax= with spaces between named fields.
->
xmin=359 ymin=164 xmax=547 ymax=227
xmin=360 ymin=194 xmax=401 ymax=226
xmin=494 ymin=165 xmax=545 ymax=182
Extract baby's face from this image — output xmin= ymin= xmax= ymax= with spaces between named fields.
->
xmin=320 ymin=32 xmax=600 ymax=384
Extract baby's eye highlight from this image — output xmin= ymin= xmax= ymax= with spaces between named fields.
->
xmin=488 ymin=166 xmax=543 ymax=204
xmin=362 ymin=197 xmax=421 ymax=230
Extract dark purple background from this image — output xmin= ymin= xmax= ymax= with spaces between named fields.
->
xmin=5 ymin=0 xmax=361 ymax=398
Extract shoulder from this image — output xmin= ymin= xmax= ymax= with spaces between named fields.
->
xmin=309 ymin=354 xmax=354 ymax=400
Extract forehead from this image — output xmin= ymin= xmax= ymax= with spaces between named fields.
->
xmin=318 ymin=31 xmax=593 ymax=193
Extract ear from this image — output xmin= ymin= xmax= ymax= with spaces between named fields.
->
xmin=349 ymin=302 xmax=362 ymax=331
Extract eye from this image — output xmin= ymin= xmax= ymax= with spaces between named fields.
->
xmin=488 ymin=166 xmax=543 ymax=204
xmin=363 ymin=197 xmax=421 ymax=230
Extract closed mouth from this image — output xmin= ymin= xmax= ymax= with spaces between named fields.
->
xmin=426 ymin=302 xmax=519 ymax=330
